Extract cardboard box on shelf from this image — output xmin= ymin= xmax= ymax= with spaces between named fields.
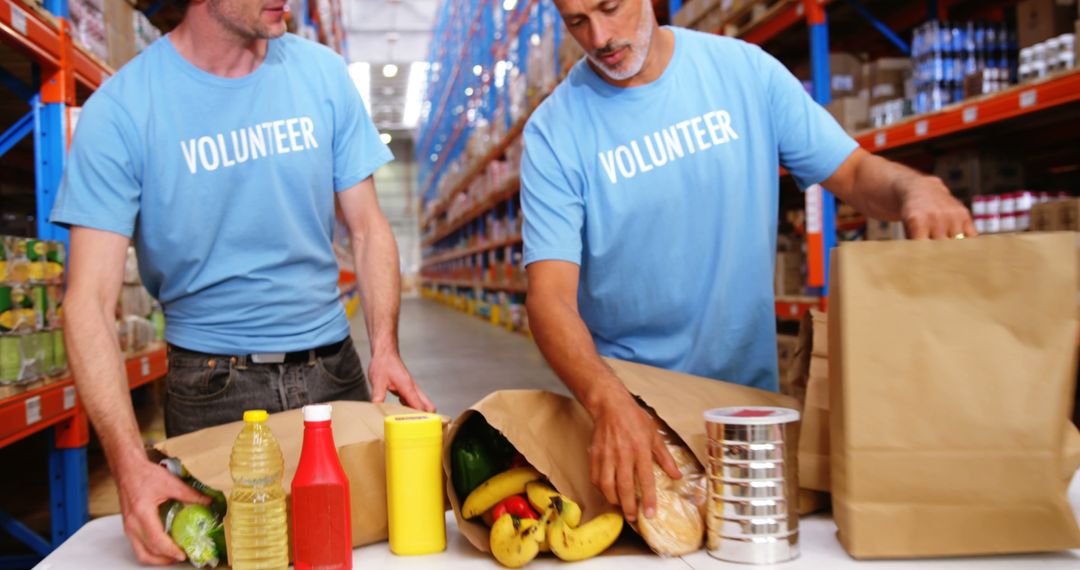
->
xmin=1053 ymin=198 xmax=1080 ymax=230
xmin=1030 ymin=201 xmax=1059 ymax=231
xmin=104 ymin=0 xmax=135 ymax=69
xmin=776 ymin=333 xmax=799 ymax=382
xmin=830 ymin=52 xmax=862 ymax=98
xmin=933 ymin=152 xmax=1025 ymax=198
xmin=867 ymin=58 xmax=911 ymax=105
xmin=774 ymin=250 xmax=803 ymax=296
xmin=826 ymin=95 xmax=869 ymax=132
xmin=1016 ymin=0 xmax=1078 ymax=48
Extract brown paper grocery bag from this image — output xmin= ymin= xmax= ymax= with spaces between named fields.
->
xmin=445 ymin=361 xmax=803 ymax=555
xmin=156 ymin=401 xmax=414 ymax=560
xmin=830 ymin=233 xmax=1080 ymax=558
xmin=444 ymin=390 xmax=616 ymax=553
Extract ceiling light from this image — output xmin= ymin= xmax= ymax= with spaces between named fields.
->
xmin=473 ymin=65 xmax=483 ymax=76
xmin=502 ymin=0 xmax=517 ymax=10
xmin=402 ymin=62 xmax=430 ymax=129
xmin=347 ymin=62 xmax=371 ymax=115
xmin=530 ymin=34 xmax=541 ymax=46
xmin=380 ymin=133 xmax=392 ymax=144
xmin=465 ymin=87 xmax=474 ymax=96
xmin=382 ymin=63 xmax=399 ymax=78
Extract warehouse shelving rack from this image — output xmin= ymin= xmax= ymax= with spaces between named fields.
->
xmin=0 ymin=0 xmax=151 ymax=567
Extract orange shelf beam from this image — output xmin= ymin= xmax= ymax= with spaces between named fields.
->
xmin=856 ymin=70 xmax=1080 ymax=153
xmin=0 ymin=346 xmax=167 ymax=449
xmin=0 ymin=0 xmax=112 ymax=90
xmin=775 ymin=296 xmax=825 ymax=322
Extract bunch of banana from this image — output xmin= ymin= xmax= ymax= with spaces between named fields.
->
xmin=465 ymin=473 xmax=624 ymax=568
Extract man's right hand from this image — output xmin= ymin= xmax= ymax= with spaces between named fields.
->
xmin=588 ymin=391 xmax=683 ymax=522
xmin=116 ymin=459 xmax=210 ymax=565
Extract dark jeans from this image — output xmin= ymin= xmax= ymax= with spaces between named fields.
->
xmin=164 ymin=339 xmax=371 ymax=437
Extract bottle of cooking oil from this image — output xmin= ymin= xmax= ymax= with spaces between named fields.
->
xmin=229 ymin=410 xmax=289 ymax=570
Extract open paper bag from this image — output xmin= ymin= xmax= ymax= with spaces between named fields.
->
xmin=443 ymin=359 xmax=800 ymax=554
xmin=829 ymin=233 xmax=1080 ymax=558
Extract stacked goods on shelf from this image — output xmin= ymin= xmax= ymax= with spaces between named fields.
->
xmin=1018 ymin=32 xmax=1077 ymax=82
xmin=912 ymin=20 xmax=1017 ymax=115
xmin=68 ymin=0 xmax=108 ymax=62
xmin=132 ymin=8 xmax=161 ymax=53
xmin=68 ymin=0 xmax=163 ymax=68
xmin=0 ymin=237 xmax=67 ymax=388
xmin=824 ymin=52 xmax=871 ymax=132
xmin=866 ymin=57 xmax=913 ymax=128
xmin=117 ymin=247 xmax=164 ymax=355
xmin=1030 ymin=196 xmax=1080 ymax=231
xmin=671 ymin=0 xmax=722 ymax=32
xmin=774 ymin=235 xmax=803 ymax=297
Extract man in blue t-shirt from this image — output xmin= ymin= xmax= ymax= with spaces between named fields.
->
xmin=523 ymin=0 xmax=975 ymax=523
xmin=51 ymin=0 xmax=434 ymax=563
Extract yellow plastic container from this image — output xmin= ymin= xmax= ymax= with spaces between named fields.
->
xmin=385 ymin=413 xmax=446 ymax=555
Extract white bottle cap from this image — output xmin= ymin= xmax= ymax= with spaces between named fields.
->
xmin=304 ymin=404 xmax=332 ymax=422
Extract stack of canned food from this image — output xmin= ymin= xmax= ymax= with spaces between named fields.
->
xmin=704 ymin=407 xmax=801 ymax=565
xmin=0 ymin=236 xmax=68 ymax=387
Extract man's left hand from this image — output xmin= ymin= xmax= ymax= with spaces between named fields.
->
xmin=368 ymin=351 xmax=436 ymax=412
xmin=901 ymin=177 xmax=977 ymax=240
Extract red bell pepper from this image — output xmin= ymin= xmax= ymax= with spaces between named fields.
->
xmin=492 ymin=495 xmax=538 ymax=520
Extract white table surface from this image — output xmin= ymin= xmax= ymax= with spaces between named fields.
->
xmin=37 ymin=473 xmax=1080 ymax=570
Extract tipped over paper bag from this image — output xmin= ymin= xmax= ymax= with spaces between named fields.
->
xmin=830 ymin=233 xmax=1080 ymax=558
xmin=156 ymin=401 xmax=415 ymax=560
xmin=444 ymin=359 xmax=799 ymax=555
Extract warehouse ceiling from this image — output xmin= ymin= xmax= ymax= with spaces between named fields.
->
xmin=344 ymin=0 xmax=437 ymax=135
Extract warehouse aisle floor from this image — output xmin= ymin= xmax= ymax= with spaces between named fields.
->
xmin=349 ymin=297 xmax=566 ymax=417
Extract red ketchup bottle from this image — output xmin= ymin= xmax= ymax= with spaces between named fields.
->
xmin=292 ymin=404 xmax=352 ymax=569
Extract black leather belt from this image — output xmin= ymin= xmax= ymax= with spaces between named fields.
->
xmin=168 ymin=337 xmax=350 ymax=365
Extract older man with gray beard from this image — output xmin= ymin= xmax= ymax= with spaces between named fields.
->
xmin=521 ymin=0 xmax=975 ymax=522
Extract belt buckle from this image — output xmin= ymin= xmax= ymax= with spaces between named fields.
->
xmin=250 ymin=352 xmax=286 ymax=364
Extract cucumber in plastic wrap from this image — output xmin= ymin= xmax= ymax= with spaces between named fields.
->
xmin=159 ymin=458 xmax=228 ymax=568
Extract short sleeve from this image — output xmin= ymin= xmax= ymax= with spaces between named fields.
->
xmin=755 ymin=45 xmax=859 ymax=189
xmin=331 ymin=61 xmax=393 ymax=191
xmin=521 ymin=119 xmax=585 ymax=266
xmin=50 ymin=91 xmax=142 ymax=238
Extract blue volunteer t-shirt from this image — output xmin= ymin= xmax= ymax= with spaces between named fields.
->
xmin=51 ymin=34 xmax=392 ymax=354
xmin=521 ymin=28 xmax=857 ymax=391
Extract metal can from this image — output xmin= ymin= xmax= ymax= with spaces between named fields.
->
xmin=3 ymin=237 xmax=30 ymax=284
xmin=46 ymin=285 xmax=63 ymax=329
xmin=52 ymin=329 xmax=67 ymax=374
xmin=0 ymin=335 xmax=20 ymax=384
xmin=18 ymin=333 xmax=43 ymax=383
xmin=26 ymin=239 xmax=47 ymax=283
xmin=1 ymin=286 xmax=34 ymax=333
xmin=31 ymin=285 xmax=48 ymax=331
xmin=705 ymin=406 xmax=801 ymax=565
xmin=39 ymin=331 xmax=56 ymax=376
xmin=46 ymin=241 xmax=66 ymax=283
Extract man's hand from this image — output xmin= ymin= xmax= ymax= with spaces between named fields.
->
xmin=116 ymin=459 xmax=210 ymax=565
xmin=823 ymin=149 xmax=976 ymax=239
xmin=589 ymin=391 xmax=682 ymax=522
xmin=368 ymin=351 xmax=436 ymax=412
xmin=900 ymin=176 xmax=977 ymax=240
